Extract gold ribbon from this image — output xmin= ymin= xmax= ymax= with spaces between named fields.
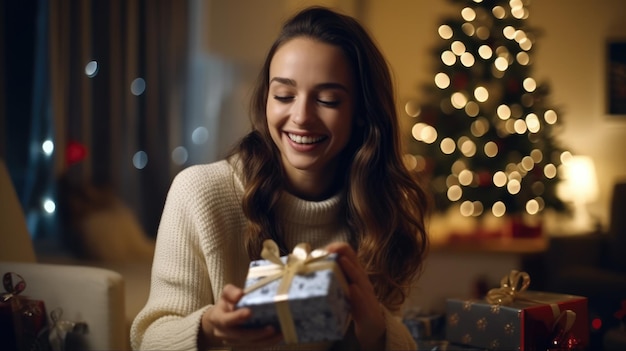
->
xmin=243 ymin=240 xmax=348 ymax=344
xmin=550 ymin=307 xmax=576 ymax=333
xmin=547 ymin=305 xmax=577 ymax=348
xmin=485 ymin=270 xmax=531 ymax=305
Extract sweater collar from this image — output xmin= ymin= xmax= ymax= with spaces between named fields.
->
xmin=276 ymin=191 xmax=343 ymax=225
xmin=228 ymin=154 xmax=344 ymax=225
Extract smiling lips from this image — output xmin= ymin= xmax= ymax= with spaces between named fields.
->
xmin=287 ymin=133 xmax=327 ymax=145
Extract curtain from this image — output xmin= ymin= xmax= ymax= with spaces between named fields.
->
xmin=4 ymin=0 xmax=285 ymax=245
xmin=49 ymin=0 xmax=190 ymax=238
xmin=3 ymin=0 xmax=57 ymax=238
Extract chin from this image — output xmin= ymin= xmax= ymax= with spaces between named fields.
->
xmin=284 ymin=156 xmax=322 ymax=172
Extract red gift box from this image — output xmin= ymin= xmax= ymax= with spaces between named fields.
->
xmin=1 ymin=272 xmax=48 ymax=351
xmin=446 ymin=270 xmax=589 ymax=351
xmin=0 ymin=298 xmax=19 ymax=350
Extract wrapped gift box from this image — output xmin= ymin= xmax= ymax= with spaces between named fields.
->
xmin=236 ymin=241 xmax=350 ymax=344
xmin=446 ymin=291 xmax=588 ymax=351
xmin=1 ymin=272 xmax=48 ymax=351
xmin=0 ymin=297 xmax=19 ymax=350
xmin=402 ymin=309 xmax=446 ymax=342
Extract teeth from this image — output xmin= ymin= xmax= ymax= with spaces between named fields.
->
xmin=288 ymin=133 xmax=324 ymax=144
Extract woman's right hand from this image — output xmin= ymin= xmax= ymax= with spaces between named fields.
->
xmin=199 ymin=284 xmax=282 ymax=349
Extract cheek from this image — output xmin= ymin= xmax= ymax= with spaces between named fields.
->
xmin=328 ymin=113 xmax=354 ymax=145
xmin=338 ymin=122 xmax=353 ymax=146
xmin=266 ymin=101 xmax=284 ymax=142
xmin=266 ymin=100 xmax=286 ymax=125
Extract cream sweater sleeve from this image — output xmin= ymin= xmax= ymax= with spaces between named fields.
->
xmin=130 ymin=163 xmax=247 ymax=351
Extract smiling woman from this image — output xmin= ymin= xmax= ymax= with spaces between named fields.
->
xmin=266 ymin=38 xmax=355 ymax=201
xmin=131 ymin=6 xmax=429 ymax=351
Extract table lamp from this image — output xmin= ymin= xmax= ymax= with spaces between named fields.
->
xmin=556 ymin=155 xmax=599 ymax=233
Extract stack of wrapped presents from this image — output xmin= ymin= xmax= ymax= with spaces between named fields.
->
xmin=217 ymin=239 xmax=592 ymax=350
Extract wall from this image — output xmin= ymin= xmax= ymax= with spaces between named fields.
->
xmin=529 ymin=0 xmax=626 ymax=228
xmin=366 ymin=0 xmax=626 ymax=229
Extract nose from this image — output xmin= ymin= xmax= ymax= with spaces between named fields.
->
xmin=291 ymin=97 xmax=315 ymax=126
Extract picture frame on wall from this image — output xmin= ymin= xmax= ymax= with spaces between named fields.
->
xmin=607 ymin=40 xmax=626 ymax=115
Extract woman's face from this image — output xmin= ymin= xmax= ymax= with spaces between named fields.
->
xmin=266 ymin=37 xmax=355 ymax=196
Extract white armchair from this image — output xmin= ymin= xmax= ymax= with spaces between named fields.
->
xmin=2 ymin=157 xmax=129 ymax=350
xmin=0 ymin=261 xmax=128 ymax=351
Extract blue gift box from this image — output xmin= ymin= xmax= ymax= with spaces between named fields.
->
xmin=235 ymin=242 xmax=350 ymax=344
xmin=402 ymin=309 xmax=446 ymax=341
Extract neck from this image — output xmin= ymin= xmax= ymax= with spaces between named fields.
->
xmin=283 ymin=166 xmax=340 ymax=201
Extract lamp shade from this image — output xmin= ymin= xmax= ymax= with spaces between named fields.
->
xmin=557 ymin=155 xmax=599 ymax=204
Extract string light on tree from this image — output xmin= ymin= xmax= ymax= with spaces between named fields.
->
xmin=405 ymin=0 xmax=568 ymax=221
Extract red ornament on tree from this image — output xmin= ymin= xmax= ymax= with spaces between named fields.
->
xmin=419 ymin=105 xmax=438 ymax=125
xmin=452 ymin=72 xmax=468 ymax=90
xmin=506 ymin=78 xmax=520 ymax=94
xmin=477 ymin=170 xmax=492 ymax=187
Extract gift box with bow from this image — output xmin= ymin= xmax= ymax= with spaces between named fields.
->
xmin=235 ymin=240 xmax=351 ymax=344
xmin=0 ymin=272 xmax=48 ymax=351
xmin=446 ymin=270 xmax=588 ymax=351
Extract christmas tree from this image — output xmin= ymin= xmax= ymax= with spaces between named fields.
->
xmin=405 ymin=0 xmax=568 ymax=221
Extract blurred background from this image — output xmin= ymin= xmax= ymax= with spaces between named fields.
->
xmin=0 ymin=0 xmax=623 ymax=238
xmin=2 ymin=0 xmax=625 ymax=244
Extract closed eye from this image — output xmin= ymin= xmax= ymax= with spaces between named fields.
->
xmin=273 ymin=95 xmax=294 ymax=102
xmin=273 ymin=95 xmax=340 ymax=107
xmin=318 ymin=99 xmax=340 ymax=107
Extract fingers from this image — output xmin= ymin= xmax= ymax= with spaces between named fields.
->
xmin=325 ymin=242 xmax=358 ymax=261
xmin=326 ymin=243 xmax=375 ymax=316
xmin=211 ymin=305 xmax=251 ymax=328
xmin=211 ymin=284 xmax=250 ymax=327
xmin=326 ymin=241 xmax=386 ymax=348
xmin=221 ymin=283 xmax=245 ymax=303
xmin=202 ymin=284 xmax=282 ymax=349
xmin=326 ymin=242 xmax=371 ymax=290
xmin=339 ymin=256 xmax=373 ymax=292
xmin=334 ymin=261 xmax=386 ymax=350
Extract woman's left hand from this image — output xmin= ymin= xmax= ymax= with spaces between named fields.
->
xmin=325 ymin=242 xmax=386 ymax=351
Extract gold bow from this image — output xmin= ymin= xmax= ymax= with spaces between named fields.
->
xmin=486 ymin=270 xmax=531 ymax=305
xmin=1 ymin=272 xmax=26 ymax=302
xmin=243 ymin=240 xmax=348 ymax=344
xmin=486 ymin=270 xmax=579 ymax=348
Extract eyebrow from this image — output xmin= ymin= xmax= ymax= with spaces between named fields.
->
xmin=269 ymin=77 xmax=349 ymax=93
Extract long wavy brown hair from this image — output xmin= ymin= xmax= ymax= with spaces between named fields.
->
xmin=230 ymin=6 xmax=430 ymax=310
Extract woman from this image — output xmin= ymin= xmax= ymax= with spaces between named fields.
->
xmin=131 ymin=6 xmax=429 ymax=351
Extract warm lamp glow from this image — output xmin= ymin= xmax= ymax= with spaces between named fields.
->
xmin=557 ymin=155 xmax=599 ymax=204
xmin=557 ymin=155 xmax=599 ymax=233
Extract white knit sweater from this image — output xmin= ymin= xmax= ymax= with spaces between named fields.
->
xmin=130 ymin=158 xmax=417 ymax=351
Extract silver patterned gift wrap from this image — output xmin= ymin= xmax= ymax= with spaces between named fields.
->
xmin=235 ymin=240 xmax=351 ymax=344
